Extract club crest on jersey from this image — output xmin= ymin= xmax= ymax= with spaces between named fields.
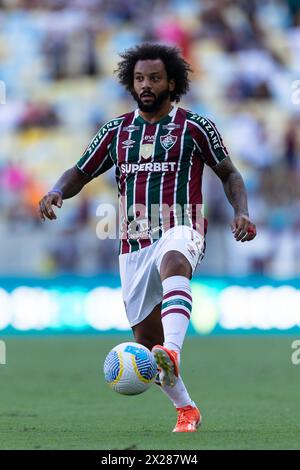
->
xmin=140 ymin=143 xmax=153 ymax=160
xmin=160 ymin=134 xmax=177 ymax=151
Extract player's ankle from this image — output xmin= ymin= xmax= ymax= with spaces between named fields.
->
xmin=163 ymin=342 xmax=181 ymax=354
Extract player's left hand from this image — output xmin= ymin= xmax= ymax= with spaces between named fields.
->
xmin=231 ymin=214 xmax=257 ymax=242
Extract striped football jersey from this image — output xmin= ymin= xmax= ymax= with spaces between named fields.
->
xmin=77 ymin=106 xmax=228 ymax=253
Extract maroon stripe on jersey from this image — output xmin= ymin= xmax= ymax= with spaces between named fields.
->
xmin=161 ymin=109 xmax=187 ymax=232
xmin=161 ymin=308 xmax=191 ymax=320
xmin=187 ymin=120 xmax=217 ymax=167
xmin=119 ymin=111 xmax=137 ymax=254
xmin=83 ymin=132 xmax=113 ymax=174
xmin=163 ymin=290 xmax=192 ymax=302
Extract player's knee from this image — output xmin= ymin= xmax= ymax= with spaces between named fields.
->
xmin=160 ymin=251 xmax=191 ymax=279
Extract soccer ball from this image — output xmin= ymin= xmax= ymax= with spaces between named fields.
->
xmin=103 ymin=342 xmax=157 ymax=395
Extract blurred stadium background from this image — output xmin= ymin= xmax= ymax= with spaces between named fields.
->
xmin=1 ymin=0 xmax=300 ymax=452
xmin=1 ymin=0 xmax=300 ymax=334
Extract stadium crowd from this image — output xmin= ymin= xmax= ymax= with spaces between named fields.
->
xmin=0 ymin=0 xmax=300 ymax=277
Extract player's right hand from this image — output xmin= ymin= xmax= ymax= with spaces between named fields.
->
xmin=38 ymin=191 xmax=63 ymax=221
xmin=231 ymin=214 xmax=257 ymax=242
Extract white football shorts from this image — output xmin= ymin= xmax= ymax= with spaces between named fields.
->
xmin=119 ymin=225 xmax=205 ymax=327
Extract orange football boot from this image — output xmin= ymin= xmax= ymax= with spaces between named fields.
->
xmin=173 ymin=405 xmax=202 ymax=433
xmin=152 ymin=345 xmax=179 ymax=387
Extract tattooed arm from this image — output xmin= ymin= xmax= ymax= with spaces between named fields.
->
xmin=212 ymin=157 xmax=257 ymax=242
xmin=38 ymin=165 xmax=92 ymax=221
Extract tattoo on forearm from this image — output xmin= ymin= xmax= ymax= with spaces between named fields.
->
xmin=223 ymin=172 xmax=249 ymax=216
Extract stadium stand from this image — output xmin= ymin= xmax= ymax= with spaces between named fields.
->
xmin=0 ymin=0 xmax=299 ymax=276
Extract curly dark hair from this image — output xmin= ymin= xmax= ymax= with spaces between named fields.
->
xmin=116 ymin=43 xmax=192 ymax=103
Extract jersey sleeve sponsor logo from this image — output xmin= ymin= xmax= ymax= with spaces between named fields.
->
xmin=87 ymin=119 xmax=123 ymax=154
xmin=160 ymin=134 xmax=177 ymax=151
xmin=189 ymin=114 xmax=223 ymax=151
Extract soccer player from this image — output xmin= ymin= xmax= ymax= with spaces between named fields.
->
xmin=38 ymin=43 xmax=256 ymax=433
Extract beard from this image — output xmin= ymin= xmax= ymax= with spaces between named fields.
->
xmin=132 ymin=88 xmax=171 ymax=112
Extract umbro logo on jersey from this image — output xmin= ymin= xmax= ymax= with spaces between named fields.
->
xmin=162 ymin=123 xmax=181 ymax=131
xmin=122 ymin=125 xmax=140 ymax=132
xmin=122 ymin=139 xmax=135 ymax=148
xmin=160 ymin=134 xmax=177 ymax=151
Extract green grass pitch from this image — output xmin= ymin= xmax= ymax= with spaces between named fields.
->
xmin=0 ymin=335 xmax=299 ymax=450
